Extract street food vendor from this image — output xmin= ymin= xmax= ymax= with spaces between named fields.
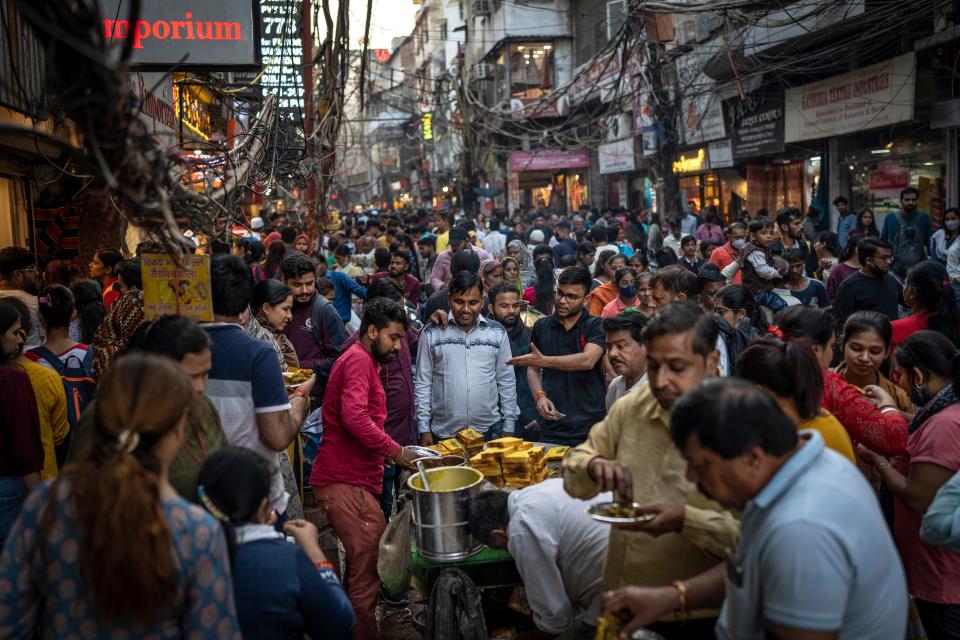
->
xmin=467 ymin=478 xmax=611 ymax=638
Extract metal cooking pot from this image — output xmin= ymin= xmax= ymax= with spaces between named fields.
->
xmin=407 ymin=466 xmax=485 ymax=562
xmin=412 ymin=454 xmax=466 ymax=469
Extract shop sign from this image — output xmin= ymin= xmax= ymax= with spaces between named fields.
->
xmin=129 ymin=72 xmax=176 ymax=138
xmin=672 ymin=148 xmax=708 ymax=174
xmin=510 ymin=94 xmax=570 ymax=121
xmin=677 ymin=55 xmax=726 ymax=145
xmin=708 ymin=140 xmax=734 ymax=169
xmin=141 ymin=254 xmax=214 ymax=322
xmin=641 ymin=125 xmax=658 ymax=157
xmin=598 ymin=138 xmax=636 ymax=174
xmin=510 ymin=149 xmax=591 ymax=172
xmin=869 ymin=161 xmax=909 ymax=198
xmin=98 ymin=0 xmax=259 ymax=68
xmin=727 ymin=95 xmax=785 ymax=159
xmin=572 ymin=43 xmax=644 ymax=103
xmin=260 ymin=0 xmax=303 ymax=110
xmin=421 ymin=112 xmax=434 ymax=141
xmin=784 ymin=52 xmax=916 ymax=143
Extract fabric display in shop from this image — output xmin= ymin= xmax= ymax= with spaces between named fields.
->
xmin=746 ymin=161 xmax=804 ymax=215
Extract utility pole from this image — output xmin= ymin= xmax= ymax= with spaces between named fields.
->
xmin=453 ymin=25 xmax=477 ymax=216
xmin=301 ymin=0 xmax=317 ymax=220
xmin=642 ymin=13 xmax=681 ymax=217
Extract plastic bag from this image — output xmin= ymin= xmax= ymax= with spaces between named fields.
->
xmin=377 ymin=501 xmax=413 ymax=596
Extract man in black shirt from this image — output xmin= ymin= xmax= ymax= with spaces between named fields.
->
xmin=771 ymin=207 xmax=819 ymax=276
xmin=488 ymin=281 xmax=540 ymax=439
xmin=834 ymin=237 xmax=900 ymax=325
xmin=508 ymin=266 xmax=606 ymax=446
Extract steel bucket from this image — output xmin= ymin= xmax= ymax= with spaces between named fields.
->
xmin=407 ymin=466 xmax=485 ymax=562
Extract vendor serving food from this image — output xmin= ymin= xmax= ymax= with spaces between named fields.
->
xmin=468 ymin=479 xmax=612 ymax=637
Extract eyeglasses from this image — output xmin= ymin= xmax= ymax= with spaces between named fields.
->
xmin=872 ymin=255 xmax=893 ymax=263
xmin=554 ymin=290 xmax=585 ymax=303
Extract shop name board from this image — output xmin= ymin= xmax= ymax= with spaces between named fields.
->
xmin=260 ymin=0 xmax=304 ymax=110
xmin=510 ymin=149 xmax=591 ymax=172
xmin=677 ymin=55 xmax=726 ymax=145
xmin=599 ymin=138 xmax=636 ymax=174
xmin=784 ymin=52 xmax=915 ymax=143
xmin=727 ymin=94 xmax=785 ymax=160
xmin=98 ymin=1 xmax=258 ymax=67
xmin=422 ymin=112 xmax=433 ymax=141
xmin=672 ymin=148 xmax=707 ymax=174
xmin=129 ymin=72 xmax=176 ymax=136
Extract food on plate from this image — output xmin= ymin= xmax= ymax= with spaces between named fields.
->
xmin=594 ymin=615 xmax=622 ymax=640
xmin=587 ymin=502 xmax=655 ymax=524
xmin=282 ymin=370 xmax=311 ymax=386
xmin=543 ymin=446 xmax=569 ymax=462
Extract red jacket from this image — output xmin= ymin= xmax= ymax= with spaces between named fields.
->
xmin=310 ymin=341 xmax=401 ymax=495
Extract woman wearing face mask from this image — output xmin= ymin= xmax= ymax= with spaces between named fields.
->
xmin=930 ymin=208 xmax=960 ymax=266
xmin=857 ymin=331 xmax=960 ymax=639
xmin=893 ymin=260 xmax=960 ymax=349
xmin=712 ymin=284 xmax=763 ymax=371
xmin=773 ymin=305 xmax=908 ymax=457
xmin=837 ymin=311 xmax=912 ymax=412
xmin=601 ymin=267 xmax=638 ymax=318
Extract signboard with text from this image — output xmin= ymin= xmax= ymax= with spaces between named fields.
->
xmin=141 ymin=254 xmax=214 ymax=322
xmin=727 ymin=94 xmax=785 ymax=160
xmin=98 ymin=0 xmax=259 ymax=68
xmin=784 ymin=53 xmax=915 ymax=142
xmin=677 ymin=55 xmax=726 ymax=145
xmin=510 ymin=149 xmax=591 ymax=172
xmin=259 ymin=0 xmax=303 ymax=111
xmin=599 ymin=139 xmax=636 ymax=174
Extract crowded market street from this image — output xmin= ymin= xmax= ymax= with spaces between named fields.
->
xmin=4 ymin=1 xmax=960 ymax=639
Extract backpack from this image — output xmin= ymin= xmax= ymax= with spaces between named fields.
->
xmin=892 ymin=212 xmax=926 ymax=278
xmin=30 ymin=346 xmax=96 ymax=430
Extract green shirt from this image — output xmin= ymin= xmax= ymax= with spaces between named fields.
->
xmin=67 ymin=395 xmax=228 ymax=503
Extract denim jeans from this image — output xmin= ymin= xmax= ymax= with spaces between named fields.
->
xmin=757 ymin=290 xmax=788 ymax=313
xmin=379 ymin=463 xmax=402 ymax=517
xmin=0 ymin=476 xmax=27 ymax=545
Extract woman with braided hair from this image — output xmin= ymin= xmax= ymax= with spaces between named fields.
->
xmin=0 ymin=353 xmax=240 ymax=638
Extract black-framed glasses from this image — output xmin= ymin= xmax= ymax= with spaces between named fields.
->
xmin=554 ymin=290 xmax=585 ymax=303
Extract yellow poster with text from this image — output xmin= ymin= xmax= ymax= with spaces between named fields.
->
xmin=140 ymin=253 xmax=213 ymax=321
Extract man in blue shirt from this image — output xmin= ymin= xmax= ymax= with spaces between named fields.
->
xmin=834 ymin=196 xmax=856 ymax=249
xmin=317 ymin=258 xmax=366 ymax=324
xmin=603 ymin=378 xmax=907 ymax=640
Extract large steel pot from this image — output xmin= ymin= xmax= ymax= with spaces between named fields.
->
xmin=407 ymin=466 xmax=485 ymax=561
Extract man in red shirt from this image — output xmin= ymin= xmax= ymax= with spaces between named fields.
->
xmin=310 ymin=298 xmax=420 ymax=639
xmin=709 ymin=222 xmax=747 ymax=285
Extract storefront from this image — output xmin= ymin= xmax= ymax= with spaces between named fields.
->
xmin=672 ymin=147 xmax=744 ymax=221
xmin=599 ymin=137 xmax=654 ymax=210
xmin=508 ymin=149 xmax=590 ymax=213
xmin=784 ymin=52 xmax=930 ymax=229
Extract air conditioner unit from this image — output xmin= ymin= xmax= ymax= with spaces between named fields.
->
xmin=473 ymin=62 xmax=493 ymax=79
xmin=473 ymin=0 xmax=492 ymax=17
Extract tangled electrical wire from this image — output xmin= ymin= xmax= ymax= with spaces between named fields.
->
xmin=7 ymin=0 xmax=282 ymax=254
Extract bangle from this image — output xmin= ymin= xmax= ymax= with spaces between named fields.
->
xmin=879 ymin=405 xmax=898 ymax=414
xmin=534 ymin=390 xmax=547 ymax=401
xmin=315 ymin=560 xmax=333 ymax=570
xmin=671 ymin=580 xmax=689 ymax=621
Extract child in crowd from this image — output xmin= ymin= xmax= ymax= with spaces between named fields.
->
xmin=197 ymin=446 xmax=355 ymax=640
xmin=723 ymin=217 xmax=786 ymax=313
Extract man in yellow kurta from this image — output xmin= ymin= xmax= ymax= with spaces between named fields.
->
xmin=563 ymin=301 xmax=740 ymax=633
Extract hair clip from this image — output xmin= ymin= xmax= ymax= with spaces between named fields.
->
xmin=767 ymin=325 xmax=786 ymax=340
xmin=197 ymin=485 xmax=230 ymax=522
xmin=115 ymin=429 xmax=140 ymax=453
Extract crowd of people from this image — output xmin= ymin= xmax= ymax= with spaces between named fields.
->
xmin=1 ymin=187 xmax=960 ymax=639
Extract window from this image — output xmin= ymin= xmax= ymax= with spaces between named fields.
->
xmin=439 ymin=20 xmax=448 ymax=41
xmin=509 ymin=43 xmax=554 ymax=100
xmin=607 ymin=0 xmax=626 ymax=39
